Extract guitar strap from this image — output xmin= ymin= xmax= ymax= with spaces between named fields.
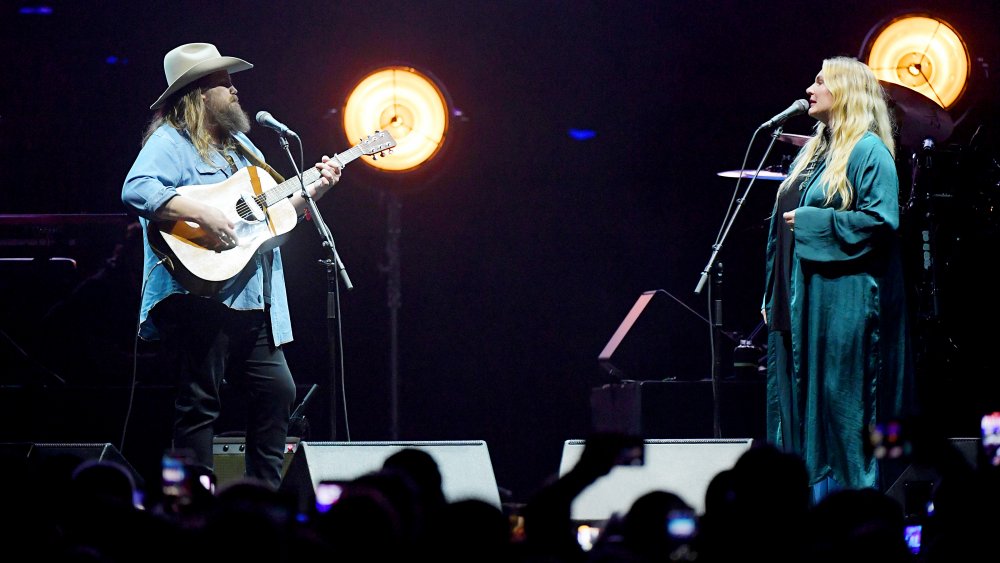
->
xmin=233 ymin=139 xmax=286 ymax=184
xmin=233 ymin=139 xmax=280 ymax=300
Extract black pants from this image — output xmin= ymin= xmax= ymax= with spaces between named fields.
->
xmin=152 ymin=294 xmax=296 ymax=489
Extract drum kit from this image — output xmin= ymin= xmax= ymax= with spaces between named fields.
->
xmin=717 ymin=133 xmax=810 ymax=182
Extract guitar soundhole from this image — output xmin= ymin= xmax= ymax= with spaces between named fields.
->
xmin=236 ymin=194 xmax=265 ymax=222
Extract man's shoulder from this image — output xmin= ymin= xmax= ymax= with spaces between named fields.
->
xmin=146 ymin=123 xmax=189 ymax=147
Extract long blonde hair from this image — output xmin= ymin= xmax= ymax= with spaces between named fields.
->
xmin=141 ymin=86 xmax=228 ymax=164
xmin=778 ymin=57 xmax=895 ymax=210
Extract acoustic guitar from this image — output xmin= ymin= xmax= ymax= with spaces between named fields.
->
xmin=148 ymin=130 xmax=395 ymax=295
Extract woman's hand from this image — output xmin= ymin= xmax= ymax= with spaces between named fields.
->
xmin=783 ymin=209 xmax=796 ymax=231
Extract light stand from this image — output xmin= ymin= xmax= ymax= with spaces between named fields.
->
xmin=384 ymin=190 xmax=402 ymax=439
xmin=341 ymin=64 xmax=452 ymax=440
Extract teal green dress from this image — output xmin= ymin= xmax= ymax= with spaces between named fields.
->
xmin=763 ymin=132 xmax=913 ymax=490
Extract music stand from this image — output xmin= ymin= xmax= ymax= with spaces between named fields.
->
xmin=599 ymin=291 xmax=657 ymax=380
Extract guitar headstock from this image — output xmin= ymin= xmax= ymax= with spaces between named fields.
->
xmin=358 ymin=130 xmax=397 ymax=157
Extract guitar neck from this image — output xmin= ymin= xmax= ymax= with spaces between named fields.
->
xmin=262 ymin=145 xmax=366 ymax=207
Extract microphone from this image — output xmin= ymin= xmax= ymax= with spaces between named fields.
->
xmin=255 ymin=110 xmax=298 ymax=137
xmin=758 ymin=99 xmax=809 ymax=129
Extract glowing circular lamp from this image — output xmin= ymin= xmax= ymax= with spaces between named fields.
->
xmin=343 ymin=66 xmax=449 ymax=173
xmin=862 ymin=14 xmax=970 ymax=109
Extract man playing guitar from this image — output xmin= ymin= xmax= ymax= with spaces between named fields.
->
xmin=122 ymin=42 xmax=341 ymax=489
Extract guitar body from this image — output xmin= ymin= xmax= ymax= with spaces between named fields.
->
xmin=149 ymin=166 xmax=298 ymax=296
xmin=143 ymin=130 xmax=397 ymax=296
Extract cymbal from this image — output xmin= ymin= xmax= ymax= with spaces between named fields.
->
xmin=776 ymin=133 xmax=813 ymax=147
xmin=717 ymin=169 xmax=787 ymax=181
xmin=880 ymin=80 xmax=954 ymax=148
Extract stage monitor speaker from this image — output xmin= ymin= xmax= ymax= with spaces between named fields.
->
xmin=0 ymin=441 xmax=143 ymax=488
xmin=559 ymin=438 xmax=753 ymax=520
xmin=212 ymin=436 xmax=300 ymax=486
xmin=279 ymin=440 xmax=501 ymax=511
xmin=884 ymin=437 xmax=979 ymax=514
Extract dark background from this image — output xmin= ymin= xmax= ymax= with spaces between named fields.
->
xmin=2 ymin=1 xmax=998 ymax=502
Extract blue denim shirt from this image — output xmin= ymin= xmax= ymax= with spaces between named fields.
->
xmin=121 ymin=124 xmax=293 ymax=345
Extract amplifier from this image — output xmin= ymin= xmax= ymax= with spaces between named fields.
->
xmin=212 ymin=436 xmax=299 ymax=486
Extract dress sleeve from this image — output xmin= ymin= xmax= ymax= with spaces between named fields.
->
xmin=793 ymin=137 xmax=899 ymax=263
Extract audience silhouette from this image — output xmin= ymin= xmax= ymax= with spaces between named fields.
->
xmin=698 ymin=442 xmax=811 ymax=563
xmin=804 ymin=486 xmax=911 ymax=563
xmin=2 ymin=422 xmax=996 ymax=562
xmin=598 ymin=490 xmax=697 ymax=562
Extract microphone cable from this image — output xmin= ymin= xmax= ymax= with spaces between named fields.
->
xmin=119 ymin=255 xmax=167 ymax=455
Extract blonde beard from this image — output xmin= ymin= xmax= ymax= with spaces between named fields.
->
xmin=207 ymin=97 xmax=251 ymax=135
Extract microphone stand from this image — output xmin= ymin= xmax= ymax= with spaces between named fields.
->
xmin=907 ymin=138 xmax=947 ymax=385
xmin=711 ymin=262 xmax=723 ymax=438
xmin=693 ymin=124 xmax=785 ymax=438
xmin=694 ymin=125 xmax=784 ymax=294
xmin=277 ymin=134 xmax=353 ymax=442
xmin=288 ymin=383 xmax=319 ymax=438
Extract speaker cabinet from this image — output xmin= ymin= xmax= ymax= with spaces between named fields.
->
xmin=559 ymin=438 xmax=753 ymax=520
xmin=212 ymin=436 xmax=300 ymax=486
xmin=279 ymin=440 xmax=501 ymax=512
xmin=591 ymin=380 xmax=766 ymax=441
xmin=0 ymin=442 xmax=143 ymax=488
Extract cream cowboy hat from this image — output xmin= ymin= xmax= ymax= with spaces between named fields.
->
xmin=149 ymin=43 xmax=253 ymax=110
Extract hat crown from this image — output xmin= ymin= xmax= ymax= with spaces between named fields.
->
xmin=163 ymin=43 xmax=223 ymax=86
xmin=150 ymin=42 xmax=251 ymax=110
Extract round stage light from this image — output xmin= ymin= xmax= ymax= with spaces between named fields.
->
xmin=862 ymin=14 xmax=970 ymax=109
xmin=343 ymin=66 xmax=449 ymax=173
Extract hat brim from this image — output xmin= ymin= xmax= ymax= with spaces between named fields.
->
xmin=149 ymin=56 xmax=253 ymax=110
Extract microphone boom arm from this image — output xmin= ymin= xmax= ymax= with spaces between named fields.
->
xmin=695 ymin=125 xmax=785 ymax=294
